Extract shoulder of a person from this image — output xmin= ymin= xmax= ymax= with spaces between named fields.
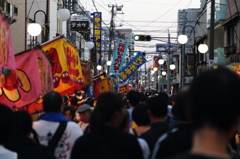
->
xmin=139 ymin=129 xmax=151 ymax=138
xmin=0 ymin=146 xmax=18 ymax=159
xmin=66 ymin=122 xmax=83 ymax=133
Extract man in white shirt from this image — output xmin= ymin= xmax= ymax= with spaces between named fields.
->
xmin=77 ymin=104 xmax=91 ymax=132
xmin=33 ymin=91 xmax=83 ymax=159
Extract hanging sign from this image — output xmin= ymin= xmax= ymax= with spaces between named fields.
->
xmin=119 ymin=53 xmax=146 ymax=82
xmin=110 ymin=39 xmax=130 ymax=74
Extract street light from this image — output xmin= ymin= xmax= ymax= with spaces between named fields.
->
xmin=153 ymin=67 xmax=158 ymax=72
xmin=97 ymin=65 xmax=102 ymax=70
xmin=158 ymin=59 xmax=164 ymax=65
xmin=198 ymin=44 xmax=208 ymax=54
xmin=162 ymin=71 xmax=166 ymax=76
xmin=27 ymin=23 xmax=42 ymax=36
xmin=107 ymin=61 xmax=112 ymax=66
xmin=178 ymin=35 xmax=188 ymax=44
xmin=86 ymin=41 xmax=94 ymax=49
xmin=170 ymin=64 xmax=176 ymax=70
xmin=57 ymin=8 xmax=70 ymax=21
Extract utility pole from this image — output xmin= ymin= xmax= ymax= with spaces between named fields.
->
xmin=209 ymin=0 xmax=215 ymax=69
xmin=107 ymin=5 xmax=123 ymax=75
xmin=145 ymin=58 xmax=147 ymax=91
xmin=167 ymin=30 xmax=170 ymax=94
xmin=180 ymin=10 xmax=186 ymax=89
xmin=107 ymin=5 xmax=114 ymax=75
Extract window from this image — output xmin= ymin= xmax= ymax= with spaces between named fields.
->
xmin=14 ymin=6 xmax=18 ymax=16
xmin=227 ymin=25 xmax=237 ymax=45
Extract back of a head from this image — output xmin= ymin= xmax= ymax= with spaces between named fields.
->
xmin=132 ymin=104 xmax=150 ymax=126
xmin=90 ymin=92 xmax=123 ymax=139
xmin=119 ymin=109 xmax=130 ymax=131
xmin=172 ymin=86 xmax=191 ymax=121
xmin=158 ymin=92 xmax=169 ymax=103
xmin=43 ymin=91 xmax=63 ymax=112
xmin=189 ymin=67 xmax=240 ymax=132
xmin=13 ymin=111 xmax=32 ymax=136
xmin=147 ymin=96 xmax=168 ymax=118
xmin=126 ymin=91 xmax=141 ymax=107
xmin=0 ymin=104 xmax=14 ymax=144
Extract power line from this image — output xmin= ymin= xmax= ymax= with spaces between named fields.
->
xmin=139 ymin=0 xmax=184 ymax=30
xmin=92 ymin=0 xmax=110 ymax=30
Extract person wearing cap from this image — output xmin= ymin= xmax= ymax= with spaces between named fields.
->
xmin=77 ymin=104 xmax=92 ymax=132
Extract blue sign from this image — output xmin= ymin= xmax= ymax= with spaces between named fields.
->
xmin=93 ymin=12 xmax=102 ymax=65
xmin=87 ymin=85 xmax=94 ymax=98
xmin=110 ymin=39 xmax=130 ymax=74
xmin=119 ymin=53 xmax=146 ymax=82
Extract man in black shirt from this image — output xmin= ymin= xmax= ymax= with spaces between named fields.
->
xmin=169 ymin=68 xmax=240 ymax=159
xmin=151 ymin=87 xmax=194 ymax=159
xmin=140 ymin=96 xmax=169 ymax=156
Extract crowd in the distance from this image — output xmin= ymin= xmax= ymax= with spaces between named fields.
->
xmin=1 ymin=67 xmax=240 ymax=159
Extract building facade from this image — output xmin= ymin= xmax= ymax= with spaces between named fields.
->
xmin=2 ymin=0 xmax=25 ymax=54
xmin=223 ymin=0 xmax=240 ymax=65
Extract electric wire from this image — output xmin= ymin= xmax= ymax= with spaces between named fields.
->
xmin=139 ymin=0 xmax=184 ymax=30
xmin=92 ymin=0 xmax=110 ymax=30
xmin=26 ymin=0 xmax=35 ymax=21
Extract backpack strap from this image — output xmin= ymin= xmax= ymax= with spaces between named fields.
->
xmin=48 ymin=122 xmax=67 ymax=153
xmin=132 ymin=128 xmax=139 ymax=137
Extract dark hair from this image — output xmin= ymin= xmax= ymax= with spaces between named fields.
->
xmin=140 ymin=93 xmax=147 ymax=103
xmin=13 ymin=111 xmax=32 ymax=136
xmin=147 ymin=96 xmax=168 ymax=118
xmin=89 ymin=92 xmax=123 ymax=139
xmin=172 ymin=86 xmax=191 ymax=121
xmin=70 ymin=97 xmax=79 ymax=106
xmin=126 ymin=91 xmax=141 ymax=107
xmin=63 ymin=106 xmax=75 ymax=120
xmin=0 ymin=104 xmax=14 ymax=144
xmin=85 ymin=98 xmax=94 ymax=107
xmin=119 ymin=109 xmax=130 ymax=131
xmin=43 ymin=91 xmax=63 ymax=112
xmin=189 ymin=67 xmax=240 ymax=132
xmin=132 ymin=104 xmax=150 ymax=126
xmin=159 ymin=92 xmax=170 ymax=103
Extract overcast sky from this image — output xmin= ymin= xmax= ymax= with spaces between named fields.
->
xmin=80 ymin=0 xmax=201 ymax=66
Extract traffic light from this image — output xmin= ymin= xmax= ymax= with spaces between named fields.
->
xmin=133 ymin=35 xmax=152 ymax=41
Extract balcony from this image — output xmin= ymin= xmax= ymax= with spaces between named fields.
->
xmin=224 ymin=44 xmax=236 ymax=55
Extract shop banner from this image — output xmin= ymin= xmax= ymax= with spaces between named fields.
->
xmin=119 ymin=53 xmax=146 ymax=82
xmin=42 ymin=37 xmax=84 ymax=96
xmin=0 ymin=13 xmax=18 ymax=90
xmin=93 ymin=12 xmax=102 ymax=65
xmin=0 ymin=49 xmax=51 ymax=109
xmin=87 ymin=85 xmax=94 ymax=98
xmin=110 ymin=39 xmax=130 ymax=74
xmin=81 ymin=61 xmax=93 ymax=86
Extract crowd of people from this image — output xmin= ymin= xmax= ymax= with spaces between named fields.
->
xmin=1 ymin=67 xmax=240 ymax=159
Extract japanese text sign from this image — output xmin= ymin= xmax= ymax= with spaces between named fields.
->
xmin=110 ymin=39 xmax=130 ymax=74
xmin=93 ymin=12 xmax=102 ymax=65
xmin=119 ymin=53 xmax=146 ymax=82
xmin=70 ymin=21 xmax=89 ymax=31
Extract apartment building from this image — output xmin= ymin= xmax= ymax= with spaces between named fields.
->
xmin=1 ymin=0 xmax=25 ymax=54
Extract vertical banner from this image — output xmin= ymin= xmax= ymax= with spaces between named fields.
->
xmin=119 ymin=53 xmax=146 ymax=82
xmin=42 ymin=37 xmax=84 ymax=96
xmin=93 ymin=12 xmax=102 ymax=65
xmin=110 ymin=39 xmax=130 ymax=74
xmin=0 ymin=13 xmax=18 ymax=90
